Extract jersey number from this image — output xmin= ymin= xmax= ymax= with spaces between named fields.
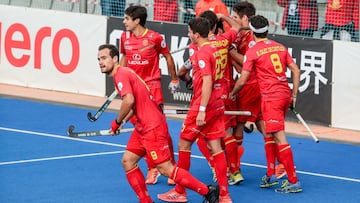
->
xmin=270 ymin=53 xmax=283 ymax=73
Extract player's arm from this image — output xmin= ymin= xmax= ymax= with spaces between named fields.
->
xmin=229 ymin=48 xmax=244 ymax=73
xmin=197 ymin=74 xmax=212 ymax=126
xmin=177 ymin=59 xmax=193 ymax=90
xmin=119 ymin=54 xmax=127 ymax=67
xmin=163 ymin=52 xmax=178 ymax=81
xmin=217 ymin=13 xmax=241 ymax=32
xmin=229 ymin=70 xmax=250 ymax=99
xmin=164 ymin=52 xmax=180 ymax=93
xmin=287 ymin=62 xmax=300 ymax=107
xmin=110 ymin=93 xmax=134 ymax=134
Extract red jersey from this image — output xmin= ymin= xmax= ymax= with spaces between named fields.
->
xmin=208 ymin=29 xmax=238 ymax=92
xmin=189 ymin=42 xmax=223 ymax=111
xmin=278 ymin=0 xmax=319 ymax=30
xmin=154 ymin=0 xmax=178 ymax=22
xmin=325 ymin=0 xmax=359 ymax=31
xmin=234 ymin=29 xmax=257 ymax=84
xmin=120 ymin=29 xmax=170 ymax=82
xmin=242 ymin=39 xmax=295 ymax=101
xmin=113 ymin=66 xmax=166 ymax=132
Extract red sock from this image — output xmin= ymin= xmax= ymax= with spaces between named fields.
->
xmin=171 ymin=166 xmax=208 ymax=195
xmin=236 ymin=145 xmax=244 ymax=169
xmin=196 ymin=138 xmax=215 ymax=167
xmin=213 ymin=151 xmax=229 ymax=196
xmin=175 ymin=150 xmax=191 ymax=194
xmin=234 ymin=135 xmax=244 ymax=169
xmin=223 ymin=136 xmax=239 ymax=173
xmin=126 ymin=166 xmax=152 ymax=203
xmin=263 ymin=136 xmax=276 ymax=177
xmin=277 ymin=144 xmax=298 ymax=183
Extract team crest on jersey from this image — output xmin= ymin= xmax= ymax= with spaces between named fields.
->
xmin=117 ymin=82 xmax=123 ymax=91
xmin=142 ymin=39 xmax=148 ymax=46
xmin=248 ymin=41 xmax=256 ymax=48
xmin=189 ymin=48 xmax=195 ymax=56
xmin=198 ymin=60 xmax=205 ymax=69
xmin=161 ymin=39 xmax=166 ymax=48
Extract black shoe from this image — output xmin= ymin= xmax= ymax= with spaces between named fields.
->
xmin=204 ymin=185 xmax=219 ymax=203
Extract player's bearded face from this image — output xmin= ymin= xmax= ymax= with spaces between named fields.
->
xmin=98 ymin=50 xmax=114 ymax=74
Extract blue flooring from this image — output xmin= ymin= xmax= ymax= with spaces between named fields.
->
xmin=1 ymin=97 xmax=360 ymax=203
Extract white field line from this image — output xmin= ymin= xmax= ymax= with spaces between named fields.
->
xmin=1 ymin=126 xmax=360 ymax=183
xmin=0 ymin=151 xmax=124 ymax=166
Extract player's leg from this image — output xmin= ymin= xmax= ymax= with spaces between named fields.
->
xmin=205 ymin=110 xmax=232 ymax=202
xmin=262 ymin=99 xmax=302 ymax=193
xmin=122 ymin=132 xmax=152 ymax=203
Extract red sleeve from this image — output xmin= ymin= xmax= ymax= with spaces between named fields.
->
xmin=114 ymin=69 xmax=132 ymax=98
xmin=120 ymin=32 xmax=126 ymax=54
xmin=154 ymin=32 xmax=170 ymax=55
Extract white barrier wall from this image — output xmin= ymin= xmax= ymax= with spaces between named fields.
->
xmin=0 ymin=6 xmax=107 ymax=97
xmin=332 ymin=41 xmax=360 ymax=131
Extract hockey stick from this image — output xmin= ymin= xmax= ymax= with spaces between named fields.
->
xmin=67 ymin=125 xmax=134 ymax=138
xmin=163 ymin=109 xmax=251 ymax=116
xmin=160 ymin=46 xmax=189 ymax=58
xmin=87 ymin=46 xmax=189 ymax=122
xmin=87 ymin=90 xmax=118 ymax=122
xmin=290 ymin=106 xmax=320 ymax=143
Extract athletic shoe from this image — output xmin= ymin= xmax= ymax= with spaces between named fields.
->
xmin=145 ymin=168 xmax=161 ymax=185
xmin=167 ymin=178 xmax=175 ymax=185
xmin=260 ymin=174 xmax=279 ymax=188
xmin=228 ymin=171 xmax=244 ymax=185
xmin=275 ymin=163 xmax=286 ymax=179
xmin=204 ymin=185 xmax=219 ymax=203
xmin=275 ymin=180 xmax=303 ymax=193
xmin=157 ymin=188 xmax=188 ymax=202
xmin=219 ymin=194 xmax=233 ymax=203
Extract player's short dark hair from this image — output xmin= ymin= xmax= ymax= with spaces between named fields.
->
xmin=233 ymin=1 xmax=256 ymax=18
xmin=98 ymin=44 xmax=119 ymax=61
xmin=199 ymin=10 xmax=218 ymax=30
xmin=125 ymin=5 xmax=147 ymax=27
xmin=188 ymin=17 xmax=210 ymax=38
xmin=250 ymin=15 xmax=269 ymax=38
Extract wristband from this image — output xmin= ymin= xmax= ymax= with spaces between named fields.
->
xmin=199 ymin=106 xmax=206 ymax=112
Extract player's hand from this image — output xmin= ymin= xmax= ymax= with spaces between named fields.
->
xmin=185 ymin=78 xmax=193 ymax=90
xmin=168 ymin=79 xmax=180 ymax=93
xmin=290 ymin=96 xmax=296 ymax=110
xmin=110 ymin=119 xmax=121 ymax=135
xmin=229 ymin=92 xmax=236 ymax=101
xmin=196 ymin=111 xmax=206 ymax=126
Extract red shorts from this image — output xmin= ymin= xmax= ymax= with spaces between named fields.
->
xmin=126 ymin=124 xmax=172 ymax=165
xmin=223 ymin=97 xmax=237 ymax=129
xmin=221 ymin=85 xmax=236 ymax=129
xmin=147 ymin=79 xmax=164 ymax=106
xmin=261 ymin=98 xmax=290 ymax=133
xmin=236 ymin=83 xmax=262 ymax=122
xmin=180 ymin=108 xmax=226 ymax=142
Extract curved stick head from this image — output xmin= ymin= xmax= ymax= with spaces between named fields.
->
xmin=244 ymin=123 xmax=254 ymax=133
xmin=87 ymin=112 xmax=96 ymax=122
xmin=67 ymin=125 xmax=75 ymax=136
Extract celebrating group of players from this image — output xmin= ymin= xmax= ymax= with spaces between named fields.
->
xmin=96 ymin=2 xmax=301 ymax=203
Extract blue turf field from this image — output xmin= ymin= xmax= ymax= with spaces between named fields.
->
xmin=1 ymin=97 xmax=360 ymax=203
